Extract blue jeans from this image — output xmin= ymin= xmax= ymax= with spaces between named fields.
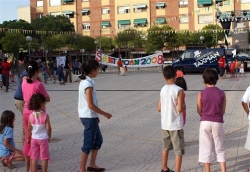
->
xmin=80 ymin=118 xmax=103 ymax=154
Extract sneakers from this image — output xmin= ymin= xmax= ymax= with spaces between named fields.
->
xmin=161 ymin=168 xmax=174 ymax=172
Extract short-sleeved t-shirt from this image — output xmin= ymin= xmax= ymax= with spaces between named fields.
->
xmin=22 ymin=80 xmax=49 ymax=114
xmin=0 ymin=127 xmax=15 ymax=157
xmin=78 ymin=76 xmax=99 ymax=118
xmin=1 ymin=62 xmax=11 ymax=74
xmin=14 ymin=70 xmax=27 ymax=100
xmin=242 ymin=86 xmax=250 ymax=104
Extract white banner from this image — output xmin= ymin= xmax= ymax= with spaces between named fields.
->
xmin=95 ymin=52 xmax=164 ymax=68
xmin=56 ymin=56 xmax=66 ymax=67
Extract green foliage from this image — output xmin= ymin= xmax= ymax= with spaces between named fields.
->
xmin=189 ymin=24 xmax=224 ymax=47
xmin=146 ymin=25 xmax=174 ymax=54
xmin=41 ymin=34 xmax=66 ymax=51
xmin=95 ymin=36 xmax=114 ymax=52
xmin=0 ymin=19 xmax=33 ymax=30
xmin=0 ymin=33 xmax=27 ymax=53
xmin=31 ymin=15 xmax=75 ymax=31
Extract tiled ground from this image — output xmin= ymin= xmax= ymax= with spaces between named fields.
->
xmin=0 ymin=67 xmax=250 ymax=172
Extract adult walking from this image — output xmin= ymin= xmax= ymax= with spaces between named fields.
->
xmin=14 ymin=56 xmax=30 ymax=142
xmin=218 ymin=55 xmax=226 ymax=79
xmin=64 ymin=55 xmax=72 ymax=83
xmin=22 ymin=60 xmax=50 ymax=172
xmin=1 ymin=57 xmax=11 ymax=92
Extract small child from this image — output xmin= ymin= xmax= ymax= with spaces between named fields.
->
xmin=78 ymin=59 xmax=112 ymax=172
xmin=235 ymin=59 xmax=239 ymax=77
xmin=239 ymin=61 xmax=245 ymax=77
xmin=57 ymin=64 xmax=65 ymax=85
xmin=0 ymin=110 xmax=24 ymax=169
xmin=175 ymin=77 xmax=187 ymax=126
xmin=197 ymin=68 xmax=226 ymax=172
xmin=157 ymin=66 xmax=185 ymax=172
xmin=28 ymin=93 xmax=52 ymax=172
xmin=176 ymin=67 xmax=184 ymax=78
xmin=229 ymin=61 xmax=235 ymax=77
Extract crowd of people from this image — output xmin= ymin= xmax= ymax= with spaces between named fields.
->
xmin=1 ymin=56 xmax=250 ymax=172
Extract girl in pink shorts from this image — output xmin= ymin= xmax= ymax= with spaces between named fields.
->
xmin=27 ymin=93 xmax=52 ymax=172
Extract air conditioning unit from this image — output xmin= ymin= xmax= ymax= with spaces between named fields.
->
xmin=80 ymin=49 xmax=85 ymax=52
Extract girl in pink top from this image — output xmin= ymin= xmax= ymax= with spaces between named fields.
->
xmin=175 ymin=77 xmax=187 ymax=125
xmin=28 ymin=93 xmax=52 ymax=172
xmin=22 ymin=61 xmax=50 ymax=172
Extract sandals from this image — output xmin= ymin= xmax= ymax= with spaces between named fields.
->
xmin=161 ymin=168 xmax=174 ymax=172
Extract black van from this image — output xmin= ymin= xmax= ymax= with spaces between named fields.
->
xmin=172 ymin=48 xmax=246 ymax=73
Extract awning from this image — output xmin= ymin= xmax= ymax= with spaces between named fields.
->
xmin=215 ymin=0 xmax=223 ymax=2
xmin=156 ymin=2 xmax=166 ymax=7
xmin=61 ymin=0 xmax=73 ymax=2
xmin=101 ymin=21 xmax=110 ymax=26
xmin=62 ymin=10 xmax=74 ymax=15
xmin=133 ymin=18 xmax=147 ymax=24
xmin=133 ymin=4 xmax=147 ymax=8
xmin=118 ymin=20 xmax=130 ymax=25
xmin=82 ymin=9 xmax=90 ymax=13
xmin=156 ymin=18 xmax=166 ymax=24
xmin=198 ymin=0 xmax=212 ymax=5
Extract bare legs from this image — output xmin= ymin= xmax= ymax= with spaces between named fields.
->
xmin=162 ymin=151 xmax=182 ymax=172
xmin=79 ymin=150 xmax=102 ymax=172
xmin=204 ymin=162 xmax=226 ymax=172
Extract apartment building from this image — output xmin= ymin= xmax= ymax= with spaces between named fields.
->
xmin=30 ymin=0 xmax=250 ymax=41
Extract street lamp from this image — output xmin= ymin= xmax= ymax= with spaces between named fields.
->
xmin=94 ymin=40 xmax=98 ymax=53
xmin=26 ymin=36 xmax=32 ymax=56
xmin=200 ymin=36 xmax=204 ymax=44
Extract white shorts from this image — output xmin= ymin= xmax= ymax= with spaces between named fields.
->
xmin=199 ymin=121 xmax=226 ymax=163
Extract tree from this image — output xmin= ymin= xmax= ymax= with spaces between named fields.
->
xmin=0 ymin=33 xmax=27 ymax=75
xmin=31 ymin=15 xmax=75 ymax=31
xmin=189 ymin=24 xmax=224 ymax=48
xmin=145 ymin=25 xmax=174 ymax=54
xmin=0 ymin=19 xmax=33 ymax=30
xmin=95 ymin=36 xmax=114 ymax=53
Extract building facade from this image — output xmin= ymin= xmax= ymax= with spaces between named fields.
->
xmin=30 ymin=0 xmax=250 ymax=43
xmin=18 ymin=6 xmax=31 ymax=23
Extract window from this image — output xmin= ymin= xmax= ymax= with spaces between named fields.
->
xmin=198 ymin=14 xmax=213 ymax=24
xmin=82 ymin=9 xmax=90 ymax=16
xmin=61 ymin=0 xmax=74 ymax=5
xmin=133 ymin=4 xmax=147 ymax=13
xmin=118 ymin=25 xmax=130 ymax=29
xmin=179 ymin=0 xmax=188 ymax=7
xmin=37 ymin=1 xmax=43 ymax=7
xmin=180 ymin=16 xmax=189 ymax=23
xmin=50 ymin=0 xmax=60 ymax=6
xmin=118 ymin=6 xmax=130 ymax=14
xmin=50 ymin=12 xmax=61 ymax=16
xmin=156 ymin=2 xmax=166 ymax=9
xmin=82 ymin=0 xmax=89 ymax=1
xmin=82 ymin=23 xmax=90 ymax=30
xmin=36 ymin=14 xmax=43 ymax=18
xmin=102 ymin=8 xmax=110 ymax=14
xmin=102 ymin=21 xmax=110 ymax=28
xmin=184 ymin=52 xmax=191 ymax=59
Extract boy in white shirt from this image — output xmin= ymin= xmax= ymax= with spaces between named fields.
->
xmin=157 ymin=66 xmax=185 ymax=172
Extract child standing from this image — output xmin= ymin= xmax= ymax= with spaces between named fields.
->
xmin=176 ymin=67 xmax=184 ymax=78
xmin=197 ymin=68 xmax=227 ymax=172
xmin=175 ymin=77 xmax=187 ymax=126
xmin=229 ymin=61 xmax=235 ymax=77
xmin=235 ymin=59 xmax=239 ymax=77
xmin=57 ymin=64 xmax=65 ymax=85
xmin=0 ymin=110 xmax=24 ymax=169
xmin=42 ymin=63 xmax=49 ymax=84
xmin=28 ymin=93 xmax=52 ymax=172
xmin=157 ymin=66 xmax=185 ymax=172
xmin=78 ymin=59 xmax=112 ymax=172
xmin=239 ymin=61 xmax=245 ymax=77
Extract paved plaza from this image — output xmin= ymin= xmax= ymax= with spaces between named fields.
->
xmin=0 ymin=67 xmax=250 ymax=172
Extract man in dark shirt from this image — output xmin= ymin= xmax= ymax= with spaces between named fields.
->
xmin=64 ymin=55 xmax=72 ymax=83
